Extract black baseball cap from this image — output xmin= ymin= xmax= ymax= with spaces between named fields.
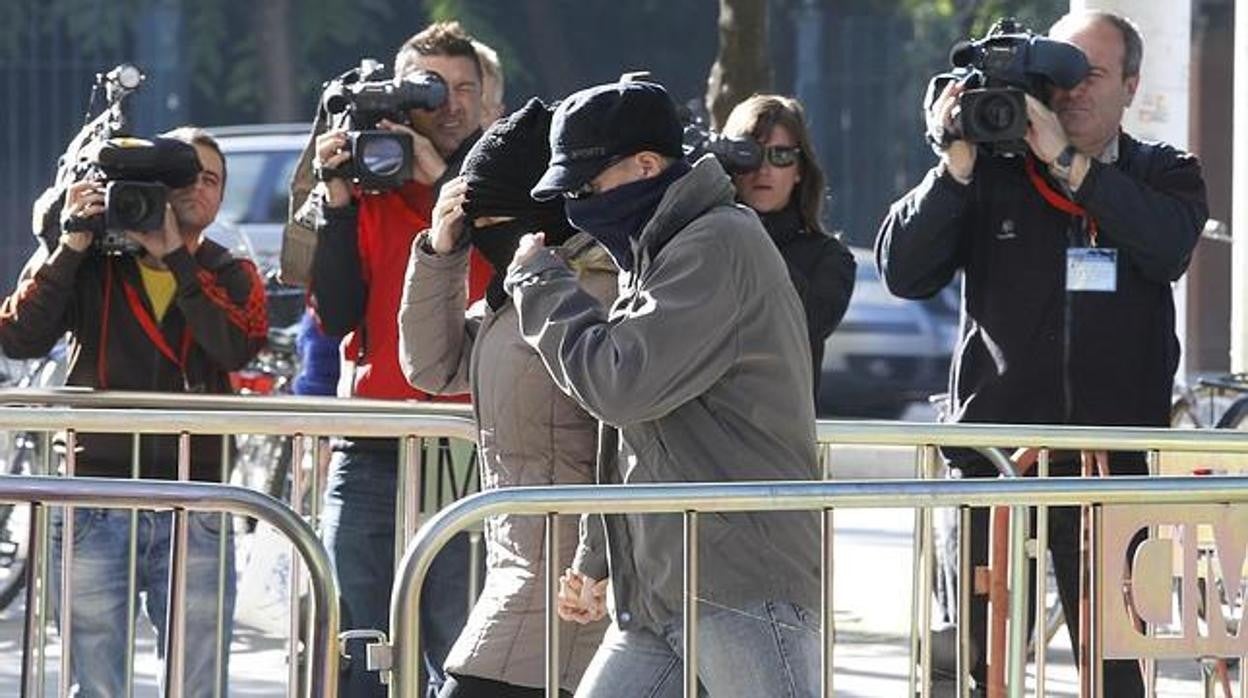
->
xmin=531 ymin=80 xmax=683 ymax=201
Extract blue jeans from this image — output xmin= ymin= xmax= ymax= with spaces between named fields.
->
xmin=575 ymin=600 xmax=820 ymax=698
xmin=321 ymin=445 xmax=470 ymax=698
xmin=51 ymin=508 xmax=236 ymax=698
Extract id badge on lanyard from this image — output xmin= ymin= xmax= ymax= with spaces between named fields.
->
xmin=1066 ymin=247 xmax=1118 ymax=292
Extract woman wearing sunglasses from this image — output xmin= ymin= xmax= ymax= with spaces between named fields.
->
xmin=723 ymin=94 xmax=856 ymax=400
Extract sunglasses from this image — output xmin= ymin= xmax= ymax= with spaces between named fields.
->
xmin=762 ymin=145 xmax=801 ymax=168
xmin=563 ymin=180 xmax=596 ymax=200
xmin=561 ymin=154 xmax=633 ymax=200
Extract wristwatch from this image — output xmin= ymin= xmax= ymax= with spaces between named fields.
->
xmin=1050 ymin=144 xmax=1078 ymax=180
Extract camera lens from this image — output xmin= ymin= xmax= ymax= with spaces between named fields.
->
xmin=111 ymin=185 xmax=150 ymax=229
xmin=974 ymin=93 xmax=1019 ymax=135
xmin=359 ymin=137 xmax=405 ymax=177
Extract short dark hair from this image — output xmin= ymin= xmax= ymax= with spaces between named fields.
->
xmin=395 ymin=20 xmax=482 ymax=81
xmin=1052 ymin=10 xmax=1144 ymax=79
xmin=161 ymin=125 xmax=227 ymax=192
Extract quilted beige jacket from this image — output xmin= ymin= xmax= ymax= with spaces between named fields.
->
xmin=398 ymin=232 xmax=613 ymax=689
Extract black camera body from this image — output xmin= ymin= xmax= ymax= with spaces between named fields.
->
xmin=682 ymin=124 xmax=763 ymax=175
xmin=613 ymin=71 xmax=764 ymax=175
xmin=926 ymin=19 xmax=1090 ymax=155
xmin=71 ymin=136 xmax=203 ymax=254
xmin=321 ymin=59 xmax=448 ymax=191
xmin=671 ymin=101 xmax=761 ymax=174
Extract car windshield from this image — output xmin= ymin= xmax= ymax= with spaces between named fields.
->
xmin=219 ymin=150 xmax=300 ymax=225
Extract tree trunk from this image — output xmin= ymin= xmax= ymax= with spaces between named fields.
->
xmin=524 ymin=0 xmax=579 ymax=97
xmin=706 ymin=0 xmax=771 ymax=130
xmin=255 ymin=0 xmax=298 ymax=122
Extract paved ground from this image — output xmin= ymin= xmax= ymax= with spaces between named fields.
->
xmin=0 ymin=405 xmax=1223 ymax=696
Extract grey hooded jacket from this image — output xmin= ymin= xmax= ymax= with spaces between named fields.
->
xmin=504 ymin=156 xmax=821 ymax=633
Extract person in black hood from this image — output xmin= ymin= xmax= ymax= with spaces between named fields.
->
xmin=722 ymin=94 xmax=855 ymax=402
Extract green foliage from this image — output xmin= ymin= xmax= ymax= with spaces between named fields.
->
xmin=0 ymin=0 xmax=395 ymax=123
xmin=422 ymin=0 xmax=534 ymax=99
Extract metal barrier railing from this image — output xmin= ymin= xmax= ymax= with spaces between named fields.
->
xmin=0 ymin=475 xmax=338 ymax=698
xmin=11 ymin=396 xmax=1248 ymax=696
xmin=0 ymin=388 xmax=475 ymax=417
xmin=815 ymin=421 xmax=1248 ymax=698
xmin=382 ymin=422 xmax=1248 ymax=698
xmin=0 ymin=398 xmax=479 ymax=698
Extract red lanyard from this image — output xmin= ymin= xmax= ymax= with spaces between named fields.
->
xmin=121 ymin=279 xmax=192 ymax=369
xmin=1024 ymin=154 xmax=1099 ymax=247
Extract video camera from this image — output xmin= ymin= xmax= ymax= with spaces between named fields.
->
xmin=680 ymin=111 xmax=763 ymax=175
xmin=37 ymin=63 xmax=202 ymax=255
xmin=925 ymin=18 xmax=1090 ymax=155
xmin=319 ymin=59 xmax=448 ymax=191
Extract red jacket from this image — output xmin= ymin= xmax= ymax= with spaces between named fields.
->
xmin=311 ymin=182 xmax=486 ymax=401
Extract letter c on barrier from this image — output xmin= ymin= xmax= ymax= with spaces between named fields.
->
xmin=1130 ymin=537 xmax=1175 ymax=628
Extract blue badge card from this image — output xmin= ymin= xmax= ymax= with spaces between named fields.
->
xmin=1066 ymin=248 xmax=1117 ymax=292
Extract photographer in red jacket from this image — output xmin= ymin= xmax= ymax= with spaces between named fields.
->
xmin=309 ymin=20 xmax=487 ymax=698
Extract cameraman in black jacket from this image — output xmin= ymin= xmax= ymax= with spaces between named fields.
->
xmin=876 ymin=11 xmax=1206 ymax=695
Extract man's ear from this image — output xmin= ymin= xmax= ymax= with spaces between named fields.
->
xmin=1123 ymin=74 xmax=1140 ymax=108
xmin=635 ymin=151 xmax=667 ymax=179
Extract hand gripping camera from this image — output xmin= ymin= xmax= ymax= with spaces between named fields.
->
xmin=320 ymin=59 xmax=448 ymax=191
xmin=926 ymin=19 xmax=1090 ymax=155
xmin=38 ymin=63 xmax=202 ymax=255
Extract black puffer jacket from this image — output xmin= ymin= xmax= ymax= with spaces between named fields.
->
xmin=757 ymin=204 xmax=856 ymax=398
xmin=876 ymin=132 xmax=1206 ymax=446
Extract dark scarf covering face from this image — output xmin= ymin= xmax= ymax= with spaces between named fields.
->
xmin=460 ymin=97 xmax=576 ymax=309
xmin=564 ymin=159 xmax=690 ymax=272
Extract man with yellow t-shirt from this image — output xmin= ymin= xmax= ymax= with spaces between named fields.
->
xmin=0 ymin=126 xmax=267 ymax=697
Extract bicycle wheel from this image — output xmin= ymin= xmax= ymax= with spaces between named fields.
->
xmin=1170 ymin=392 xmax=1236 ymax=429
xmin=1214 ymin=393 xmax=1248 ymax=430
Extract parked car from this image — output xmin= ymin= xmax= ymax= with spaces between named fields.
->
xmin=205 ymin=122 xmax=309 ymax=275
xmin=818 ymin=246 xmax=959 ymax=418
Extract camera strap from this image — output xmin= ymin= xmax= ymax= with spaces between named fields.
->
xmin=123 ymin=279 xmax=192 ymax=371
xmin=1025 ymin=154 xmax=1099 ymax=247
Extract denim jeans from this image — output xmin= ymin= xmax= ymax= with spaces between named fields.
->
xmin=575 ymin=600 xmax=820 ymax=698
xmin=321 ymin=445 xmax=470 ymax=698
xmin=51 ymin=508 xmax=236 ymax=698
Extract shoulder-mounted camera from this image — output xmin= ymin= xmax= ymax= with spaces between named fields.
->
xmin=925 ymin=18 xmax=1090 ymax=156
xmin=318 ymin=59 xmax=448 ymax=192
xmin=39 ymin=64 xmax=203 ymax=255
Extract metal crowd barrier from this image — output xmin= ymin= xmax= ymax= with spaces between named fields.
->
xmin=0 ymin=475 xmax=337 ymax=698
xmin=0 ymin=394 xmax=479 ymax=698
xmin=379 ymin=422 xmax=1248 ymax=698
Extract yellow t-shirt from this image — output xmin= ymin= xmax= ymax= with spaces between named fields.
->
xmin=138 ymin=263 xmax=177 ymax=322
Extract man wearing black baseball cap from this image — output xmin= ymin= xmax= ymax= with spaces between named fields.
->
xmin=505 ymin=80 xmax=821 ymax=696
